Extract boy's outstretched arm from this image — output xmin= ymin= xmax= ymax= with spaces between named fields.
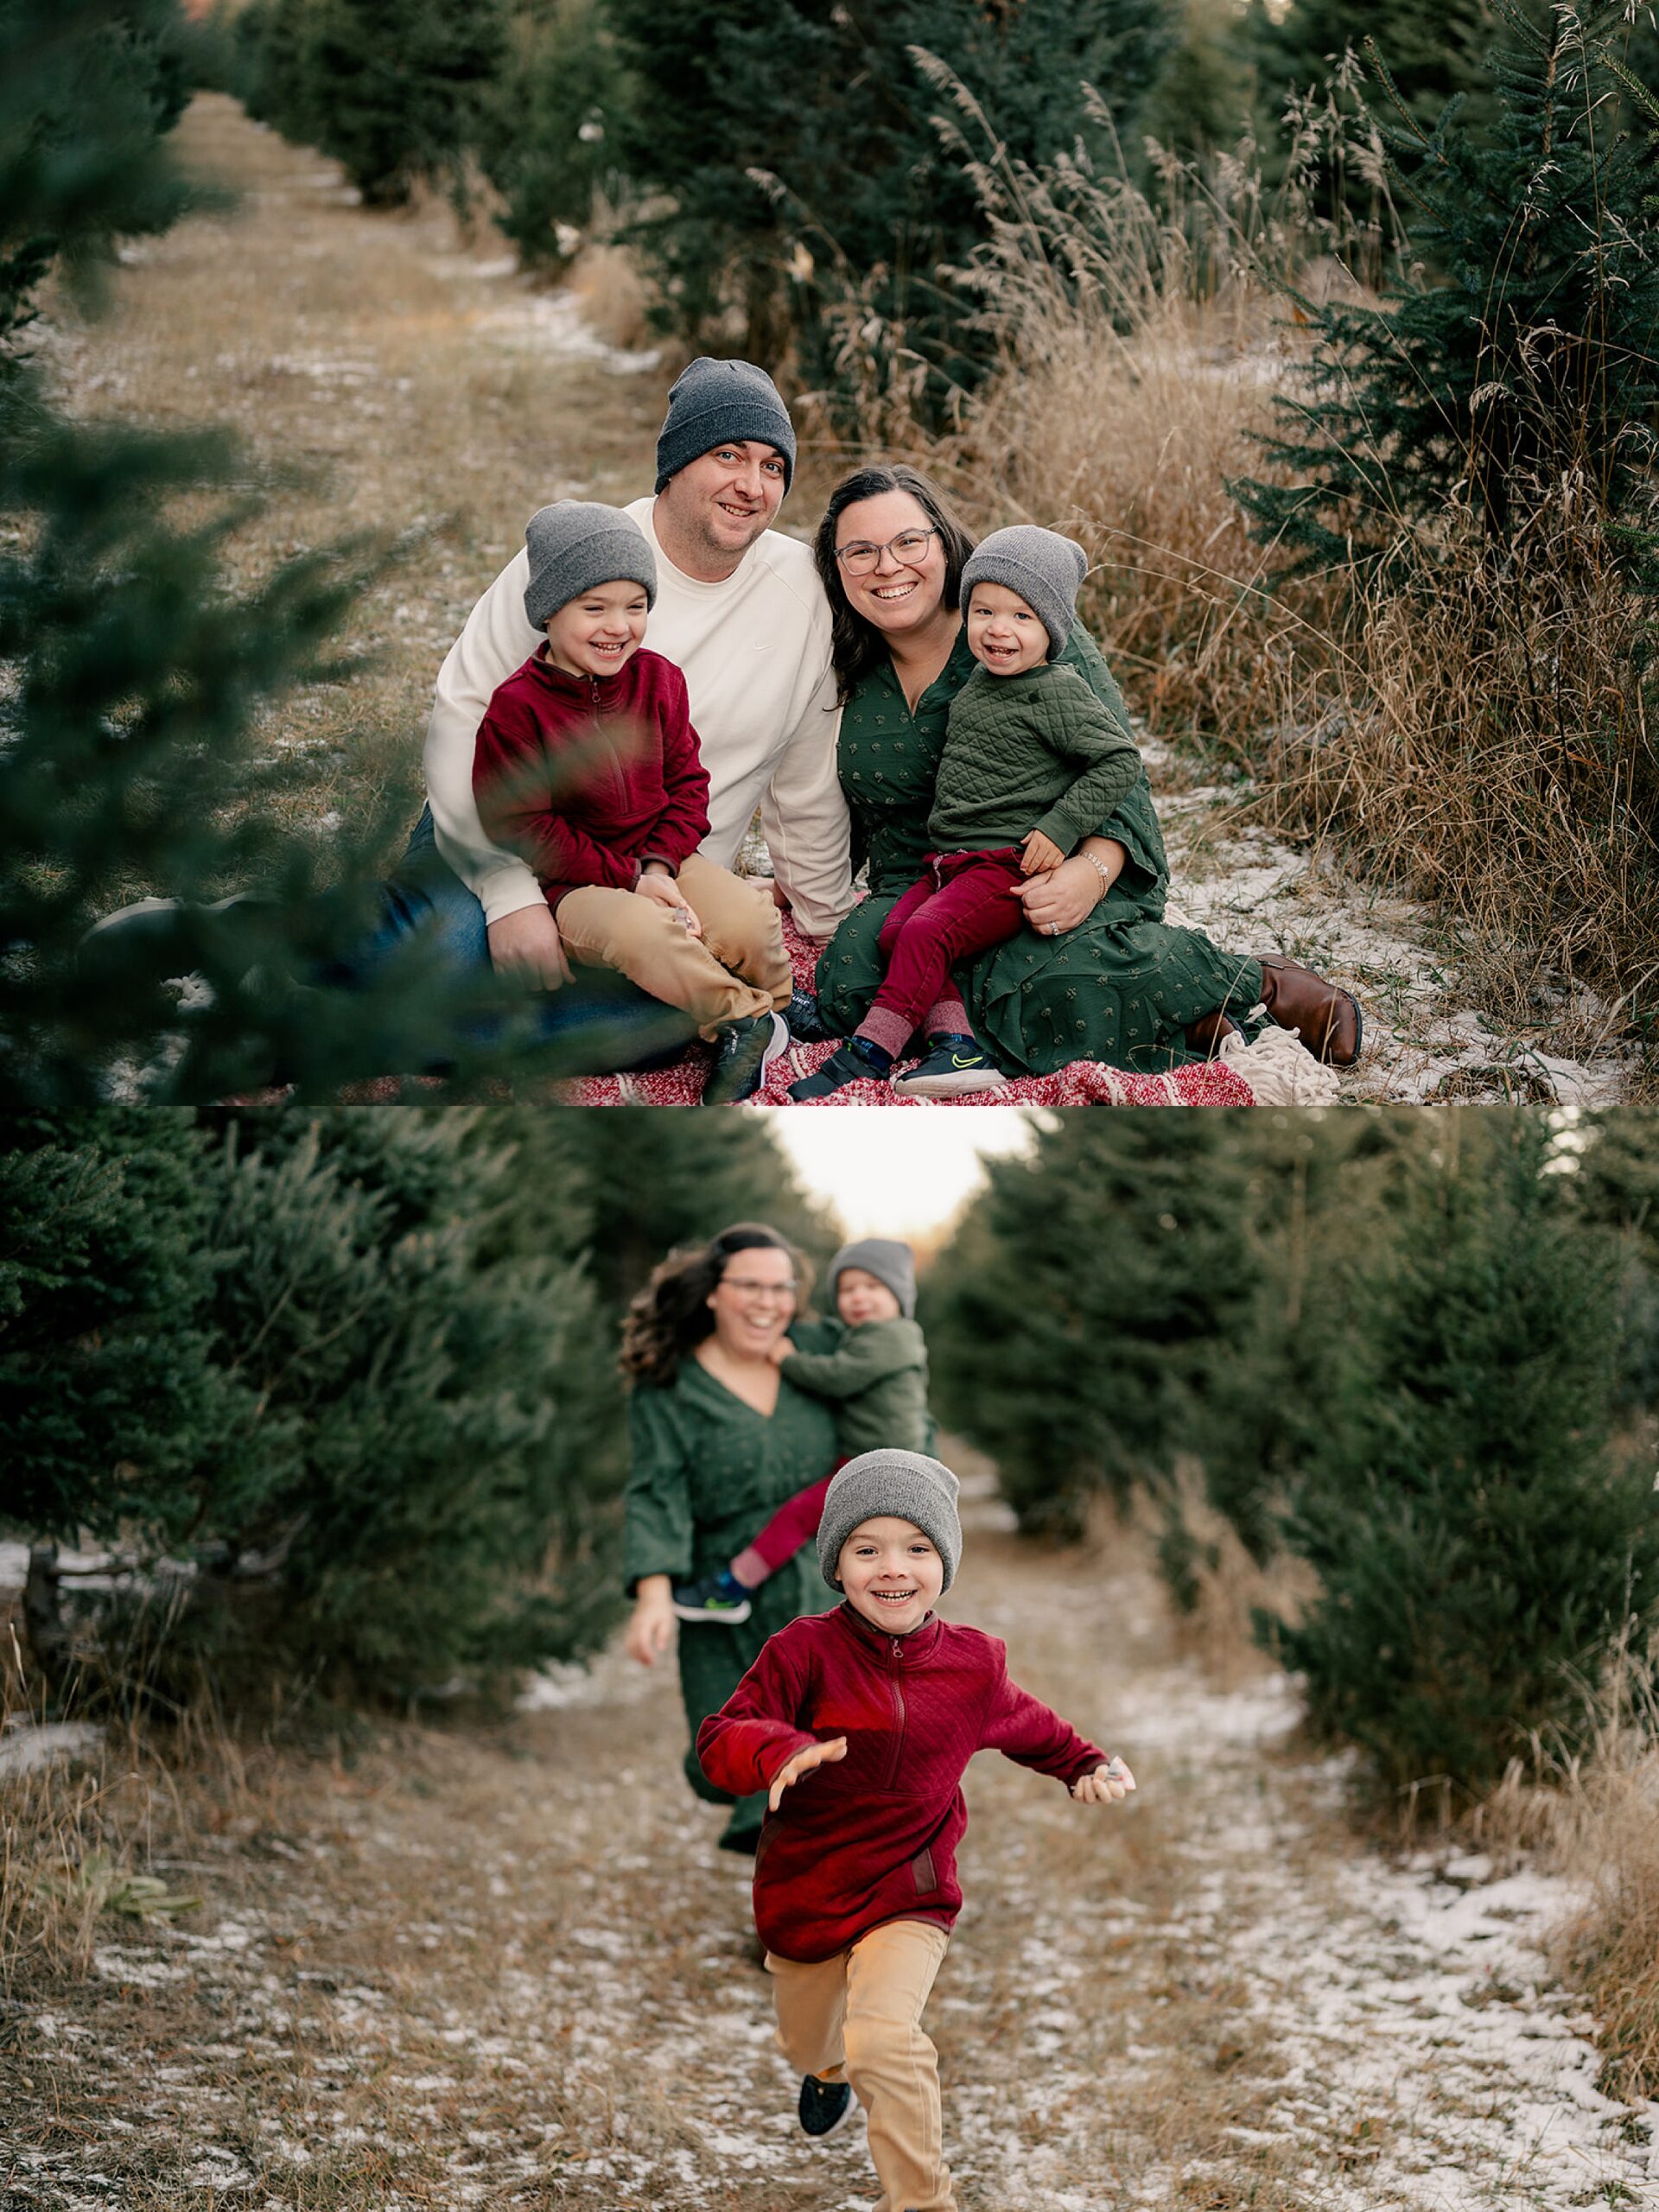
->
xmin=976 ymin=1636 xmax=1126 ymax=1798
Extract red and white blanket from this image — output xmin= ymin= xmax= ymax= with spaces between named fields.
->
xmin=564 ymin=918 xmax=1332 ymax=1109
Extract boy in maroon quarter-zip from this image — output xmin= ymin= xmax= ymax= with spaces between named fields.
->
xmin=697 ymin=1449 xmax=1135 ymax=2212
xmin=471 ymin=499 xmax=793 ymax=1103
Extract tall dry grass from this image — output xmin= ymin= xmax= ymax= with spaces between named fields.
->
xmin=1506 ymin=1638 xmax=1659 ymax=2101
xmin=1127 ymin=1464 xmax=1319 ymax=1691
xmin=826 ymin=60 xmax=1659 ymax=1046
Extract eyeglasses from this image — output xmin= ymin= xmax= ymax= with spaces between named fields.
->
xmin=721 ymin=1277 xmax=798 ymax=1301
xmin=834 ymin=527 xmax=941 ymax=576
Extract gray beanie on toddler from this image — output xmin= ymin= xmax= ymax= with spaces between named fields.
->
xmin=654 ymin=357 xmax=797 ymax=493
xmin=523 ymin=501 xmax=658 ymax=632
xmin=830 ymin=1237 xmax=917 ymax=1319
xmin=818 ymin=1450 xmax=963 ymax=1594
xmin=961 ymin=524 xmax=1089 ymax=660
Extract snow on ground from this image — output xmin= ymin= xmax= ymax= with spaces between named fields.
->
xmin=1153 ymin=745 xmax=1637 ymax=1106
xmin=8 ymin=1473 xmax=1652 ymax=2211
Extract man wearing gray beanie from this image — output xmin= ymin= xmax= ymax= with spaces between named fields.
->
xmin=698 ymin=1442 xmax=1135 ymax=2212
xmin=409 ymin=356 xmax=849 ymax=1039
xmin=791 ymin=521 xmax=1145 ymax=1102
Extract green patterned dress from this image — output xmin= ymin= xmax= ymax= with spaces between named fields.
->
xmin=816 ymin=626 xmax=1264 ymax=1073
xmin=625 ymin=1343 xmax=840 ymax=1847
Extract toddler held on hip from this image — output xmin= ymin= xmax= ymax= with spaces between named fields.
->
xmin=791 ymin=524 xmax=1143 ymax=1102
xmin=698 ymin=1449 xmax=1135 ymax=2212
xmin=470 ymin=500 xmax=792 ymax=1106
xmin=672 ymin=1238 xmax=930 ymax=1626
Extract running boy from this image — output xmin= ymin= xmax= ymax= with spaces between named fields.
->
xmin=472 ymin=500 xmax=792 ymax=1105
xmin=697 ymin=1449 xmax=1135 ymax=2212
xmin=671 ymin=1239 xmax=929 ymax=1626
xmin=790 ymin=524 xmax=1142 ymax=1100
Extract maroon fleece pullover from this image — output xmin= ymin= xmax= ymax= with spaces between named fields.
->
xmin=472 ymin=645 xmax=711 ymax=911
xmin=696 ymin=1602 xmax=1109 ymax=1963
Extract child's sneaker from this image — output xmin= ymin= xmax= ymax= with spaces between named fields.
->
xmin=671 ymin=1571 xmax=753 ymax=1625
xmin=891 ymin=1033 xmax=1007 ymax=1097
xmin=787 ymin=1035 xmax=890 ymax=1101
xmin=798 ymin=2075 xmax=854 ymax=2138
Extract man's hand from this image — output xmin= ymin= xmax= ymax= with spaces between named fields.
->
xmin=1072 ymin=1756 xmax=1136 ymax=1805
xmin=637 ymin=868 xmax=703 ymax=937
xmin=770 ymin=878 xmax=791 ymax=912
xmin=768 ymin=1736 xmax=849 ymax=1810
xmin=1020 ymin=828 xmax=1066 ymax=876
xmin=487 ymin=903 xmax=572 ymax=989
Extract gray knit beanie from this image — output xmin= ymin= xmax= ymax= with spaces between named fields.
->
xmin=523 ymin=502 xmax=658 ymax=632
xmin=830 ymin=1238 xmax=917 ymax=1319
xmin=818 ymin=1450 xmax=962 ymax=1594
xmin=654 ymin=357 xmax=797 ymax=493
xmin=961 ymin=524 xmax=1089 ymax=660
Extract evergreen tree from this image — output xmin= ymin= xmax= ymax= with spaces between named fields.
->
xmin=1231 ymin=3 xmax=1659 ymax=581
xmin=300 ymin=0 xmax=504 ymax=210
xmin=232 ymin=0 xmax=321 ymax=143
xmin=606 ymin=0 xmax=1173 ymax=395
xmin=1264 ymin=1114 xmax=1659 ymax=1794
xmin=1 ymin=0 xmax=521 ymax=1105
xmin=926 ymin=1117 xmax=1258 ymax=1537
xmin=3 ymin=1111 xmax=628 ymax=1703
xmin=478 ymin=0 xmax=626 ymax=272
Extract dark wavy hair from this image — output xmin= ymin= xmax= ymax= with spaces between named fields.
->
xmin=812 ymin=463 xmax=978 ymax=704
xmin=620 ymin=1223 xmax=814 ymax=1389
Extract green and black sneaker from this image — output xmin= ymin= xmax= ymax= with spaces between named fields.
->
xmin=671 ymin=1571 xmax=753 ymax=1625
xmin=798 ymin=2074 xmax=854 ymax=2139
xmin=892 ymin=1033 xmax=1008 ymax=1098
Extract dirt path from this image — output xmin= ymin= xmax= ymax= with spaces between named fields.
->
xmin=5 ymin=1459 xmax=1654 ymax=2210
xmin=49 ymin=94 xmax=1637 ymax=1102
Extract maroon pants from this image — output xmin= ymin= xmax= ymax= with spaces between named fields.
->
xmin=730 ymin=1469 xmax=840 ymax=1589
xmin=867 ymin=849 xmax=1028 ymax=1037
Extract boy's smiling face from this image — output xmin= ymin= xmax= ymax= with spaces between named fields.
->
xmin=835 ymin=1267 xmax=901 ymax=1326
xmin=966 ymin=580 xmax=1049 ymax=677
xmin=837 ymin=1516 xmax=943 ymax=1636
xmin=543 ymin=579 xmax=650 ymax=680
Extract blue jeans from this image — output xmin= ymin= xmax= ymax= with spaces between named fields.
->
xmin=332 ymin=807 xmax=693 ymax=1072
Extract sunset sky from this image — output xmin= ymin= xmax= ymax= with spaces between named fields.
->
xmin=762 ymin=1107 xmax=1043 ymax=1241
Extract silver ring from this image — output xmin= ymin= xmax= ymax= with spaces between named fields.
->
xmin=1046 ymin=921 xmax=1059 ymax=935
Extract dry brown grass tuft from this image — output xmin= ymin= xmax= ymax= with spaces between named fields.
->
xmin=1260 ymin=486 xmax=1659 ymax=1041
xmin=1545 ymin=1646 xmax=1659 ymax=2099
xmin=1128 ymin=1465 xmax=1319 ymax=1690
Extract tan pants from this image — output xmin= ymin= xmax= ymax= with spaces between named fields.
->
xmin=556 ymin=853 xmax=791 ymax=1042
xmin=768 ymin=1918 xmax=955 ymax=2212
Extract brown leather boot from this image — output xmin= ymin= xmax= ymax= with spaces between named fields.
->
xmin=1183 ymin=1007 xmax=1241 ymax=1058
xmin=1255 ymin=957 xmax=1362 ymax=1065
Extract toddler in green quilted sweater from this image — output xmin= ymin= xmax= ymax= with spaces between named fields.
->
xmin=790 ymin=524 xmax=1142 ymax=1102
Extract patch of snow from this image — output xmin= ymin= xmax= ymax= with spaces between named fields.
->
xmin=0 ymin=1720 xmax=106 ymax=1777
xmin=473 ymin=287 xmax=661 ymax=375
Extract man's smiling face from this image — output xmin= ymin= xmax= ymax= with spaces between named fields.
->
xmin=656 ymin=441 xmax=787 ymax=567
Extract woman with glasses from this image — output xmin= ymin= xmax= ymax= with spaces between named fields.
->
xmin=809 ymin=464 xmax=1360 ymax=1077
xmin=620 ymin=1223 xmax=839 ymax=1854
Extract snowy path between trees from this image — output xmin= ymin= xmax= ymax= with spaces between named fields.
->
xmin=4 ymin=1466 xmax=1655 ymax=2210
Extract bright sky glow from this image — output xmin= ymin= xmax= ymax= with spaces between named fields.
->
xmin=762 ymin=1107 xmax=1044 ymax=1240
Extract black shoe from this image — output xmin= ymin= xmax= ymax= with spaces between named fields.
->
xmin=891 ymin=1033 xmax=1007 ymax=1098
xmin=798 ymin=2075 xmax=854 ymax=2139
xmin=78 ymin=893 xmax=267 ymax=982
xmin=786 ymin=986 xmax=838 ymax=1044
xmin=702 ymin=1011 xmax=789 ymax=1104
xmin=671 ymin=1572 xmax=753 ymax=1625
xmin=787 ymin=1037 xmax=889 ymax=1102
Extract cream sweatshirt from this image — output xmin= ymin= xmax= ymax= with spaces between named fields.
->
xmin=421 ymin=496 xmax=854 ymax=940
